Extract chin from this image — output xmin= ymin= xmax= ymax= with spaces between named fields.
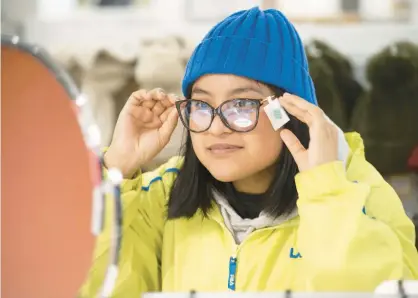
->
xmin=209 ymin=172 xmax=237 ymax=182
xmin=205 ymin=161 xmax=251 ymax=182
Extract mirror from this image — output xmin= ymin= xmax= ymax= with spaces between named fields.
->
xmin=1 ymin=35 xmax=97 ymax=298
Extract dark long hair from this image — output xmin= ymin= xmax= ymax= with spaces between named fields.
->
xmin=167 ymin=86 xmax=310 ymax=219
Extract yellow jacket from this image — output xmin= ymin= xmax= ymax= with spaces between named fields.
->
xmin=80 ymin=133 xmax=418 ymax=297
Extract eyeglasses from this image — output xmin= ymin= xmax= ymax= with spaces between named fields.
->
xmin=175 ymin=96 xmax=276 ymax=133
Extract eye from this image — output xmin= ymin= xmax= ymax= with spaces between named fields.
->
xmin=192 ymin=100 xmax=210 ymax=109
xmin=233 ymin=99 xmax=257 ymax=108
xmin=231 ymin=99 xmax=259 ymax=111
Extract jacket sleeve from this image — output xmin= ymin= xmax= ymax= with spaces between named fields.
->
xmin=295 ymin=160 xmax=418 ymax=292
xmin=79 ymin=157 xmax=182 ymax=298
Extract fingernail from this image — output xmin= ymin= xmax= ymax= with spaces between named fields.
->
xmin=169 ymin=93 xmax=181 ymax=101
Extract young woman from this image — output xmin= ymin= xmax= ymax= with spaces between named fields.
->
xmin=80 ymin=6 xmax=418 ymax=298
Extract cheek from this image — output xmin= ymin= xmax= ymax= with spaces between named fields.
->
xmin=247 ymin=113 xmax=283 ymax=160
xmin=189 ymin=115 xmax=284 ymax=182
xmin=190 ymin=134 xmax=206 ymax=157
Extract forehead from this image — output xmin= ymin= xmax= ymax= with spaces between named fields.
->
xmin=191 ymin=74 xmax=271 ymax=96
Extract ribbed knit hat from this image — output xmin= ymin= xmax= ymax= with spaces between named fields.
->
xmin=182 ymin=6 xmax=317 ymax=106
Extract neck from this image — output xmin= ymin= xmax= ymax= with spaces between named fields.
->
xmin=232 ymin=165 xmax=275 ymax=194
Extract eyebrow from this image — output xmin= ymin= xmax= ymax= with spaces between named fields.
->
xmin=191 ymin=86 xmax=265 ymax=97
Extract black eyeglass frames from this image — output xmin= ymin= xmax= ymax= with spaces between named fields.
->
xmin=175 ymin=96 xmax=278 ymax=133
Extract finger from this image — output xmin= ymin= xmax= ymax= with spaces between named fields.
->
xmin=280 ymin=97 xmax=326 ymax=127
xmin=152 ymin=101 xmax=166 ymax=116
xmin=164 ymin=93 xmax=181 ymax=107
xmin=131 ymin=111 xmax=162 ymax=129
xmin=158 ymin=93 xmax=176 ymax=110
xmin=280 ymin=129 xmax=307 ymax=168
xmin=160 ymin=105 xmax=175 ymax=122
xmin=128 ymin=89 xmax=146 ymax=106
xmin=282 ymin=94 xmax=324 ymax=120
xmin=127 ymin=105 xmax=154 ymax=123
xmin=125 ymin=92 xmax=158 ymax=124
xmin=283 ymin=93 xmax=318 ymax=112
xmin=148 ymin=88 xmax=166 ymax=101
xmin=279 ymin=97 xmax=314 ymax=125
xmin=158 ymin=107 xmax=179 ymax=142
xmin=130 ymin=89 xmax=155 ymax=109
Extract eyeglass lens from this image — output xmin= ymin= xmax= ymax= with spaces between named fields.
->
xmin=177 ymin=99 xmax=259 ymax=132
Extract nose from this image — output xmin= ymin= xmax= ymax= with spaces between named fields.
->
xmin=207 ymin=114 xmax=232 ymax=136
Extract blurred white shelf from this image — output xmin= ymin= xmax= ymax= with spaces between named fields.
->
xmin=23 ymin=8 xmax=157 ymax=63
xmin=23 ymin=7 xmax=418 ymax=72
xmin=14 ymin=0 xmax=415 ymax=86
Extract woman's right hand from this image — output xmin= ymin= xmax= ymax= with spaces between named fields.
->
xmin=104 ymin=88 xmax=180 ymax=178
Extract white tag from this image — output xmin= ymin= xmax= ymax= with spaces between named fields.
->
xmin=263 ymin=97 xmax=289 ymax=130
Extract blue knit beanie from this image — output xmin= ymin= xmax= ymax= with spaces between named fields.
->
xmin=182 ymin=6 xmax=317 ymax=106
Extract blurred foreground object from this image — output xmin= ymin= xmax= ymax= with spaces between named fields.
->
xmin=352 ymin=41 xmax=418 ymax=176
xmin=1 ymin=35 xmax=118 ymax=298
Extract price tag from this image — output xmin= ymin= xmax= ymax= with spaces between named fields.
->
xmin=263 ymin=97 xmax=290 ymax=131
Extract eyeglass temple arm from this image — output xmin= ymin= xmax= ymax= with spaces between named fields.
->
xmin=261 ymin=95 xmax=277 ymax=105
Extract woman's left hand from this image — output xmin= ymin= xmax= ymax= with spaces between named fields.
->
xmin=279 ymin=93 xmax=339 ymax=172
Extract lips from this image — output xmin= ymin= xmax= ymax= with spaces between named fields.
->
xmin=207 ymin=144 xmax=243 ymax=156
xmin=208 ymin=144 xmax=243 ymax=150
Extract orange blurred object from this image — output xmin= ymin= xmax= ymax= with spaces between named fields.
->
xmin=1 ymin=36 xmax=96 ymax=298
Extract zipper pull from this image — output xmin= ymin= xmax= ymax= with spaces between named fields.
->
xmin=228 ymin=256 xmax=237 ymax=291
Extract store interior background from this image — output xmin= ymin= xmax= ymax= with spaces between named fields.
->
xmin=2 ymin=0 xmax=418 ymax=222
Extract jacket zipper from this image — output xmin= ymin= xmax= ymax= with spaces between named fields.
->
xmin=213 ymin=215 xmax=297 ymax=291
xmin=228 ymin=254 xmax=237 ymax=290
xmin=226 ymin=227 xmax=278 ymax=291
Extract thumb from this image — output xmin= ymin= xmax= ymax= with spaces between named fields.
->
xmin=280 ymin=129 xmax=307 ymax=171
xmin=159 ymin=107 xmax=179 ymax=142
